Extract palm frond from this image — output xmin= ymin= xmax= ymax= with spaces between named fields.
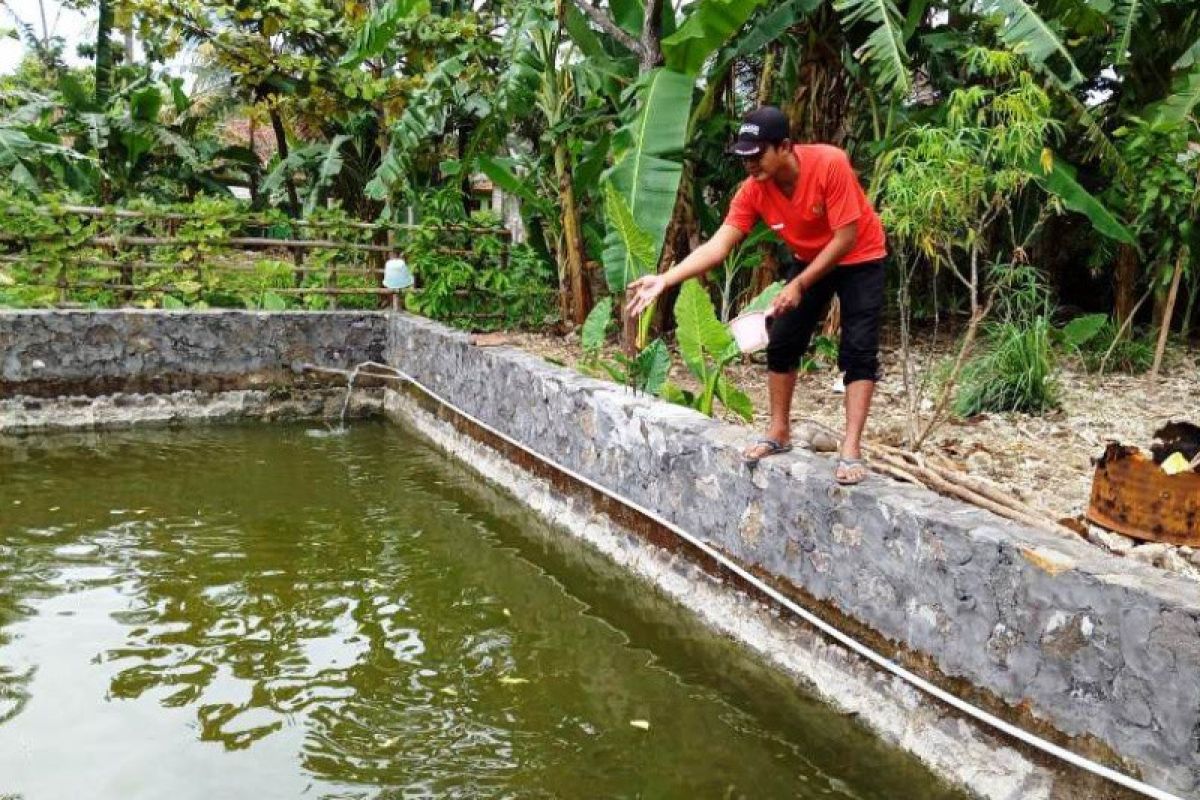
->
xmin=304 ymin=135 xmax=349 ymax=214
xmin=1176 ymin=34 xmax=1200 ymax=70
xmin=154 ymin=128 xmax=202 ymax=169
xmin=1055 ymin=88 xmax=1132 ymax=183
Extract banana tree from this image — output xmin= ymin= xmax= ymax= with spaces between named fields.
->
xmin=0 ymin=103 xmax=97 ymax=194
xmin=588 ymin=0 xmax=769 ymax=317
xmin=489 ymin=0 xmax=594 ymax=326
xmin=1042 ymin=0 xmax=1200 ymax=324
xmin=967 ymin=0 xmax=1200 ymax=322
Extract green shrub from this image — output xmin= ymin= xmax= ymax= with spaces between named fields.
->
xmin=1062 ymin=316 xmax=1154 ymax=374
xmin=406 ymin=241 xmax=556 ymax=331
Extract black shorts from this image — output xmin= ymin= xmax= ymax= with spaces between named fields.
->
xmin=765 ymin=259 xmax=885 ymax=384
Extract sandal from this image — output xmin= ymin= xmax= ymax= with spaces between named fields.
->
xmin=835 ymin=457 xmax=869 ymax=485
xmin=743 ymin=438 xmax=793 ymax=464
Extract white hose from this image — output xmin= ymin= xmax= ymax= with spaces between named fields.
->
xmin=310 ymin=359 xmax=1186 ymax=800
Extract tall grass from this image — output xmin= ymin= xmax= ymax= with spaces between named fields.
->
xmin=953 ymin=264 xmax=1058 ymax=416
xmin=954 ymin=317 xmax=1058 ymax=416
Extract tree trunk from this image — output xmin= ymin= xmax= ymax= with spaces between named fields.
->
xmin=655 ymin=162 xmax=703 ymax=335
xmin=659 ymin=162 xmax=697 ymax=270
xmin=1114 ymin=243 xmax=1139 ymax=325
xmin=269 ymin=107 xmax=305 ymax=284
xmin=95 ymin=0 xmax=114 ymax=105
xmin=786 ymin=10 xmax=853 ymax=145
xmin=247 ymin=117 xmax=260 ymax=206
xmin=756 ymin=46 xmax=776 ymax=105
xmin=37 ymin=0 xmax=50 ymax=52
xmin=458 ymin=122 xmax=473 ymax=218
xmin=554 ymin=143 xmax=590 ymax=325
xmin=639 ymin=0 xmax=665 ymax=72
xmin=1181 ymin=260 xmax=1200 ymax=339
xmin=269 ymin=108 xmax=302 ymax=218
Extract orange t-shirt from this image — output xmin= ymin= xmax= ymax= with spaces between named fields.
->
xmin=723 ymin=144 xmax=887 ymax=265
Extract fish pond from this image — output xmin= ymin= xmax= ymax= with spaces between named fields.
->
xmin=0 ymin=421 xmax=964 ymax=799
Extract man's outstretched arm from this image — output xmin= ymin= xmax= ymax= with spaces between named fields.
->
xmin=626 ymin=225 xmax=746 ymax=317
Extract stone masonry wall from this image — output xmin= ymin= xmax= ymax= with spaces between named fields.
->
xmin=0 ymin=310 xmax=387 ymax=397
xmin=387 ymin=312 xmax=1200 ymax=798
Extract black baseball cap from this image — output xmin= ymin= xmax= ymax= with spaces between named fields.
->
xmin=727 ymin=106 xmax=790 ymax=157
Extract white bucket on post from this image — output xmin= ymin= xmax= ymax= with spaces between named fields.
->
xmin=383 ymin=257 xmax=413 ymax=290
xmin=383 ymin=257 xmax=413 ymax=311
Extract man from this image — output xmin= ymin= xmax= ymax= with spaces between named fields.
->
xmin=626 ymin=105 xmax=887 ymax=485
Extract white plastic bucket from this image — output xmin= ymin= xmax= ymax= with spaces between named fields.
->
xmin=730 ymin=311 xmax=770 ymax=353
xmin=383 ymin=257 xmax=413 ymax=290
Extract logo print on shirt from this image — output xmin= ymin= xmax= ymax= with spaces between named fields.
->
xmin=811 ymin=202 xmax=825 ymax=216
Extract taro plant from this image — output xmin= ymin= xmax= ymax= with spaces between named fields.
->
xmin=580 ymin=296 xmax=670 ymax=395
xmin=660 ymin=279 xmax=753 ymax=421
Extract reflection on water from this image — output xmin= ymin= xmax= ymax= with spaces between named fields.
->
xmin=0 ymin=422 xmax=964 ymax=800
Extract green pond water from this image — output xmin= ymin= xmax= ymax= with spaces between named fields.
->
xmin=0 ymin=421 xmax=965 ymax=800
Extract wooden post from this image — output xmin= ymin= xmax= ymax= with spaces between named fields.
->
xmin=387 ymin=226 xmax=397 ymax=313
xmin=1151 ymin=249 xmax=1186 ymax=378
xmin=328 ymin=254 xmax=339 ymax=310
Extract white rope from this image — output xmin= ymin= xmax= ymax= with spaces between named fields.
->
xmin=312 ymin=360 xmax=1185 ymax=800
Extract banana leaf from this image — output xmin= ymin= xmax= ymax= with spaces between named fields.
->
xmin=1030 ymin=149 xmax=1136 ymax=245
xmin=601 ymin=68 xmax=693 ymax=293
xmin=608 ymin=0 xmax=644 ymax=38
xmin=1151 ymin=62 xmax=1200 ymax=127
xmin=833 ymin=0 xmax=911 ymax=96
xmin=663 ymin=0 xmax=768 ymax=77
xmin=976 ymin=0 xmax=1084 ymax=87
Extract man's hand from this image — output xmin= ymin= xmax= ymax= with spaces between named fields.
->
xmin=626 ymin=274 xmax=668 ymax=318
xmin=770 ymin=279 xmax=804 ymax=317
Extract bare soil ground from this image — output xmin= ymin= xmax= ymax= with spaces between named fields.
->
xmin=503 ymin=328 xmax=1200 ymax=533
